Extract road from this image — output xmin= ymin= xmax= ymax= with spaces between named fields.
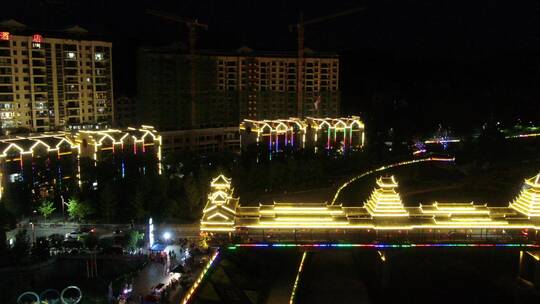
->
xmin=6 ymin=222 xmax=201 ymax=243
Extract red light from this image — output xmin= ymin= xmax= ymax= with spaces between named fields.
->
xmin=0 ymin=32 xmax=9 ymax=41
xmin=32 ymin=34 xmax=43 ymax=43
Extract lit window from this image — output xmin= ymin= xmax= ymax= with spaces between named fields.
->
xmin=95 ymin=53 xmax=104 ymax=61
xmin=66 ymin=52 xmax=76 ymax=59
xmin=32 ymin=34 xmax=43 ymax=43
xmin=9 ymin=173 xmax=22 ymax=183
xmin=0 ymin=32 xmax=9 ymax=41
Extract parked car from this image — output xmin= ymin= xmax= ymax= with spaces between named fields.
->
xmin=48 ymin=234 xmax=64 ymax=247
xmin=65 ymin=230 xmax=88 ymax=241
xmin=113 ymin=226 xmax=126 ymax=235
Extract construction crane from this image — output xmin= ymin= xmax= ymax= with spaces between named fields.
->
xmin=146 ymin=9 xmax=208 ymax=128
xmin=289 ymin=6 xmax=366 ymax=118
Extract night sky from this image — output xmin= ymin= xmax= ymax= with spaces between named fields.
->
xmin=2 ymin=0 xmax=540 ymax=133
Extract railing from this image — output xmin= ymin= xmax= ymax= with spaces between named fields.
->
xmin=226 ymin=242 xmax=540 ymax=250
xmin=220 ymin=228 xmax=540 ymax=246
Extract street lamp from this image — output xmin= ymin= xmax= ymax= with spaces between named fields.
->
xmin=163 ymin=232 xmax=171 ymax=242
xmin=29 ymin=222 xmax=35 ymax=244
xmin=149 ymin=218 xmax=154 ymax=248
xmin=61 ymin=195 xmax=68 ymax=223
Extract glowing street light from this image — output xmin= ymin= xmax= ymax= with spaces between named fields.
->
xmin=149 ymin=218 xmax=154 ymax=248
xmin=163 ymin=231 xmax=171 ymax=241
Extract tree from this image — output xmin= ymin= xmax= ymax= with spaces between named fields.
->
xmin=99 ymin=184 xmax=117 ymax=222
xmin=38 ymin=200 xmax=56 ymax=221
xmin=1 ymin=182 xmax=33 ymax=217
xmin=67 ymin=198 xmax=91 ymax=222
xmin=184 ymin=176 xmax=202 ymax=218
xmin=132 ymin=189 xmax=146 ymax=222
xmin=0 ymin=204 xmax=14 ymax=267
xmin=12 ymin=229 xmax=30 ymax=264
xmin=123 ymin=230 xmax=144 ymax=252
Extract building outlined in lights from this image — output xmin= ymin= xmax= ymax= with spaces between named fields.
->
xmin=0 ymin=125 xmax=161 ymax=200
xmin=0 ymin=20 xmax=113 ymax=132
xmin=201 ymin=172 xmax=540 ymax=236
xmin=239 ymin=116 xmax=365 ymax=152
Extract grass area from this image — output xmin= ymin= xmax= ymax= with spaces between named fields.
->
xmin=337 ymin=159 xmax=540 ymax=207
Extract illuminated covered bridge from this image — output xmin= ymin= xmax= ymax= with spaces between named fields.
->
xmin=200 ymin=173 xmax=540 ymax=243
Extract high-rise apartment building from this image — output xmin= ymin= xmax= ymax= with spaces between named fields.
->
xmin=137 ymin=46 xmax=339 ymax=130
xmin=114 ymin=95 xmax=137 ymax=127
xmin=0 ymin=20 xmax=113 ymax=132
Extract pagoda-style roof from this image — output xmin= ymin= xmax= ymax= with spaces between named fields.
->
xmin=510 ymin=173 xmax=540 ymax=217
xmin=377 ymin=175 xmax=398 ymax=188
xmin=210 ymin=174 xmax=231 ymax=189
xmin=364 ymin=176 xmax=408 ymax=217
xmin=201 ymin=174 xmax=238 ymax=232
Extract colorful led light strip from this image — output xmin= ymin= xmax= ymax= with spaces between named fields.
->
xmin=227 ymin=243 xmax=540 ymax=250
xmin=424 ymin=139 xmax=461 ymax=144
xmin=505 ymin=133 xmax=540 ymax=139
xmin=289 ymin=251 xmax=307 ymax=304
xmin=412 ymin=149 xmax=427 ymax=155
xmin=181 ymin=250 xmax=220 ymax=304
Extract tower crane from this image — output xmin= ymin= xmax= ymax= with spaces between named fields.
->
xmin=289 ymin=6 xmax=366 ymax=118
xmin=146 ymin=9 xmax=208 ymax=127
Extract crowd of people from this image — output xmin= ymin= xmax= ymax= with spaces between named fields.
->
xmin=110 ymin=237 xmax=211 ymax=304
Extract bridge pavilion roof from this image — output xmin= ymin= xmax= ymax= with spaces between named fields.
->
xmin=202 ymin=173 xmax=540 ymax=233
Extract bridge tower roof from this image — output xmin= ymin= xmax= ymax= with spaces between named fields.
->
xmin=201 ymin=174 xmax=238 ymax=232
xmin=510 ymin=172 xmax=540 ymax=217
xmin=365 ymin=175 xmax=409 ymax=217
xmin=210 ymin=174 xmax=231 ymax=189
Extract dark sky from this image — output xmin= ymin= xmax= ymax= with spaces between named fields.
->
xmin=3 ymin=0 xmax=540 ymax=132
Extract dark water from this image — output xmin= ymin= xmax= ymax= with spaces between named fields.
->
xmin=198 ymin=249 xmax=540 ymax=304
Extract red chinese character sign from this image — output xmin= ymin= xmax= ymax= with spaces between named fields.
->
xmin=32 ymin=34 xmax=43 ymax=43
xmin=0 ymin=32 xmax=9 ymax=41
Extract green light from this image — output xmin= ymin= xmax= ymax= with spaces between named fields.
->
xmin=228 ymin=246 xmax=237 ymax=250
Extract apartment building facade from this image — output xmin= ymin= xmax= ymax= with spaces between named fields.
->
xmin=217 ymin=47 xmax=340 ymax=121
xmin=137 ymin=46 xmax=340 ymax=130
xmin=160 ymin=127 xmax=240 ymax=155
xmin=114 ymin=95 xmax=137 ymax=127
xmin=0 ymin=20 xmax=113 ymax=133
